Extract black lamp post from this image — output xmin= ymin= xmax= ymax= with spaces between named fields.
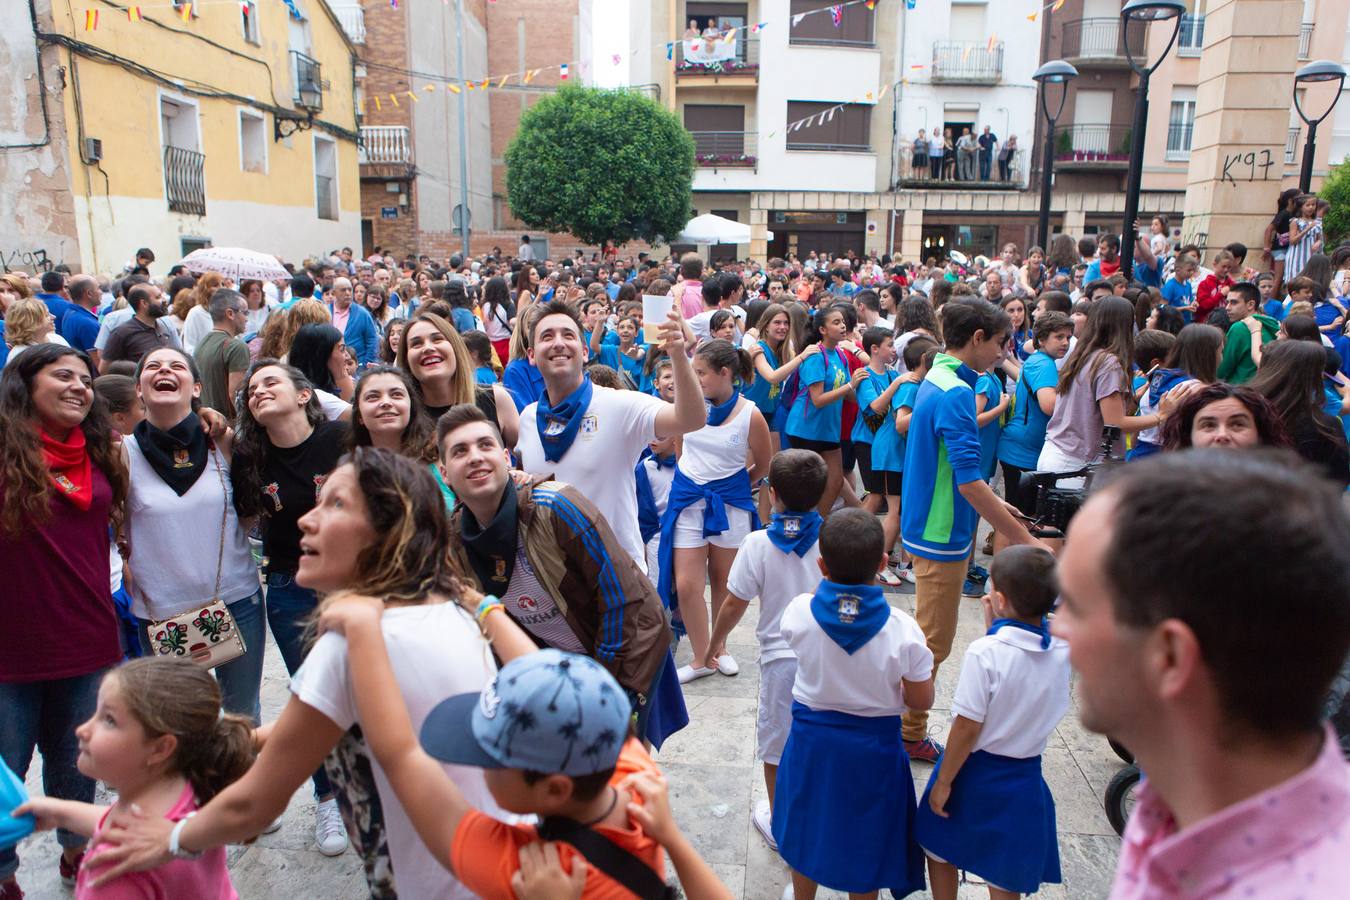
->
xmin=1118 ymin=0 xmax=1185 ymax=278
xmin=1294 ymin=59 xmax=1348 ymax=193
xmin=1033 ymin=60 xmax=1079 ymax=251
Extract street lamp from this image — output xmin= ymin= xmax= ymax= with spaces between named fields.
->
xmin=1118 ymin=0 xmax=1186 ymax=278
xmin=1033 ymin=60 xmax=1078 ymax=251
xmin=1294 ymin=59 xmax=1348 ymax=193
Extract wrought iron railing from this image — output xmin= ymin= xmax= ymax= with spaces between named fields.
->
xmin=291 ymin=50 xmax=323 ymax=111
xmin=931 ymin=41 xmax=1004 ymax=83
xmin=898 ymin=146 xmax=1027 ymax=187
xmin=163 ymin=145 xmax=205 ymax=216
xmin=1177 ymin=13 xmax=1204 ymax=56
xmin=1061 ymin=18 xmax=1127 ymax=60
xmin=333 ymin=4 xmax=365 ymax=43
xmin=1286 ymin=126 xmax=1301 ymax=165
xmin=358 ymin=126 xmax=412 ymax=165
xmin=1165 ymin=122 xmax=1193 ymax=160
xmin=689 ymin=131 xmax=758 ymax=167
xmin=675 ymin=35 xmax=759 ymax=75
xmin=1053 ymin=124 xmax=1133 ymax=163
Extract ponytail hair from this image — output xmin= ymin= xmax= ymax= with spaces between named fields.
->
xmin=696 ymin=338 xmax=754 ymax=383
xmin=111 ymin=657 xmax=254 ymax=803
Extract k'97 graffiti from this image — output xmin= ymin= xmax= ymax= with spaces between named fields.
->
xmin=1 ymin=248 xmax=56 ymax=273
xmin=1221 ymin=149 xmax=1277 ymax=185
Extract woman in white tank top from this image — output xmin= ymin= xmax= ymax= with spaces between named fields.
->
xmin=655 ymin=339 xmax=774 ymax=684
xmin=123 ymin=347 xmax=264 ymax=721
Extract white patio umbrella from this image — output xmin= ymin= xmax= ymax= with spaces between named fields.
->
xmin=179 ymin=247 xmax=289 ymax=282
xmin=675 ymin=213 xmax=761 ymax=244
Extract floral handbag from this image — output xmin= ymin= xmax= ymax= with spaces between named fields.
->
xmin=141 ymin=449 xmax=246 ymax=670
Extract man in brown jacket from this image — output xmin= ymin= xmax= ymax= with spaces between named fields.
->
xmin=437 ymin=403 xmax=679 ymax=740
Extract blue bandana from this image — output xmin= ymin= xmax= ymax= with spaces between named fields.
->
xmin=766 ymin=511 xmax=822 ymax=557
xmin=652 ymin=452 xmax=676 ymax=468
xmin=988 ymin=617 xmax=1052 ymax=650
xmin=705 ymin=390 xmax=740 ymax=427
xmin=536 ymin=375 xmax=593 ymax=463
xmin=810 ymin=579 xmax=889 ymax=655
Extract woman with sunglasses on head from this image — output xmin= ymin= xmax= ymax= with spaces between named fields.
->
xmin=0 ymin=345 xmax=128 ymax=894
xmin=229 ymin=359 xmax=352 ymax=857
xmin=82 ymin=449 xmax=511 ymax=900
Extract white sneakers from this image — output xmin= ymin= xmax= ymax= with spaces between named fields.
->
xmin=314 ymin=798 xmax=349 ymax=857
xmin=753 ymin=798 xmax=777 ymax=851
xmin=878 ymin=567 xmax=902 ymax=586
xmin=677 ymin=653 xmax=739 ymax=684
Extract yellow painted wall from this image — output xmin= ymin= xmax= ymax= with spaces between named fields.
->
xmin=52 ymin=0 xmax=358 ymax=210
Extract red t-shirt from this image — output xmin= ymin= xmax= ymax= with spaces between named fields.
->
xmin=840 ymin=345 xmax=867 ymax=440
xmin=0 ymin=465 xmax=120 ymax=682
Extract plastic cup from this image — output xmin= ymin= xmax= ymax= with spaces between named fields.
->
xmin=643 ymin=295 xmax=673 ymax=343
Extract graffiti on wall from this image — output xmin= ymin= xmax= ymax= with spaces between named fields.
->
xmin=1221 ymin=149 xmax=1278 ymax=186
xmin=1 ymin=248 xmax=58 ymax=273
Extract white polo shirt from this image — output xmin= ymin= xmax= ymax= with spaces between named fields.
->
xmin=951 ymin=627 xmax=1071 ymax=758
xmin=725 ymin=531 xmax=821 ymax=665
xmin=517 ymin=385 xmax=665 ymax=564
xmin=780 ymin=594 xmax=933 ymax=717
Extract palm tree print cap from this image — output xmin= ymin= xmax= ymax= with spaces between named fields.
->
xmin=419 ymin=648 xmax=633 ymax=776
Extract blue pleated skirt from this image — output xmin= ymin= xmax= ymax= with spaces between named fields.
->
xmin=915 ymin=749 xmax=1061 ymax=893
xmin=772 ymin=702 xmax=926 ymax=897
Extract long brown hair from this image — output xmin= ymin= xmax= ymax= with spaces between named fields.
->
xmin=0 ymin=344 xmax=127 ymax=537
xmin=1248 ymin=340 xmax=1344 ymax=444
xmin=1057 ymin=296 xmax=1135 ymax=399
xmin=349 ymin=366 xmax=437 ymax=463
xmin=755 ymin=302 xmax=796 ymax=360
xmin=112 ymin=657 xmax=254 ymax=803
xmin=323 ymin=447 xmax=458 ymax=604
xmin=397 ymin=312 xmax=476 ymax=407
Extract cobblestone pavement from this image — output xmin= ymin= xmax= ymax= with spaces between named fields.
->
xmin=17 ymin=534 xmax=1123 ymax=899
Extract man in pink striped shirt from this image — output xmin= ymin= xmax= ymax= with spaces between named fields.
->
xmin=1053 ymin=450 xmax=1350 ymax=899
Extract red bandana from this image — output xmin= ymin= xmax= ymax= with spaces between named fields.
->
xmin=40 ymin=427 xmax=93 ymax=511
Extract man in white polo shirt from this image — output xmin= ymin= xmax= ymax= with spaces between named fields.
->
xmin=516 ymin=299 xmax=706 ymax=566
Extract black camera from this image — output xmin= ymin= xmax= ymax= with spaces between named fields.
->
xmin=1020 ymin=425 xmax=1123 ymax=538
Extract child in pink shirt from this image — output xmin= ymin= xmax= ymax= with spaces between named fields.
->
xmin=15 ymin=657 xmax=251 ymax=898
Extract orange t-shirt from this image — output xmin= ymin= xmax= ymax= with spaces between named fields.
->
xmin=449 ymin=739 xmax=665 ymax=899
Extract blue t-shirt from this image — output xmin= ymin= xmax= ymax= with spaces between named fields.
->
xmin=997 ymin=351 xmax=1058 ymax=469
xmin=976 ymin=371 xmax=1003 ymax=482
xmin=616 ymin=347 xmax=644 ymax=386
xmin=1160 ymin=277 xmax=1194 ymax=324
xmin=785 ymin=346 xmax=850 ymax=443
xmin=60 ymin=306 xmax=101 ymax=353
xmin=850 ymin=369 xmax=896 ymax=446
xmin=1133 ymin=258 xmax=1164 ymax=288
xmin=744 ymin=341 xmax=783 ymax=417
xmin=1315 ymin=300 xmax=1346 ymax=331
xmin=474 ymin=365 xmax=497 ymax=384
xmin=1264 ymin=298 xmax=1286 ymax=321
xmin=878 ymin=380 xmax=920 ymax=473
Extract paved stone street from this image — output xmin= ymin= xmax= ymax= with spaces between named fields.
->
xmin=18 ymin=533 xmax=1123 ymax=898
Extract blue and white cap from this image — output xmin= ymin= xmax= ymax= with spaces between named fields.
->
xmin=419 ymin=649 xmax=632 ymax=777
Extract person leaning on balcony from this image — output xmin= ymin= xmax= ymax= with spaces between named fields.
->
xmin=999 ymin=135 xmax=1018 ymax=182
xmin=912 ymin=129 xmax=929 ymax=179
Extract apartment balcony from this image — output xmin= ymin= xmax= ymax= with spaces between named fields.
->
xmin=359 ymin=126 xmax=414 ymax=180
xmin=1053 ymin=125 xmax=1132 ymax=170
xmin=896 ymin=147 xmax=1026 ymax=189
xmin=1298 ymin=22 xmax=1313 ymax=60
xmin=675 ymin=36 xmax=758 ymax=87
xmin=291 ymin=51 xmax=323 ymax=112
xmin=1286 ymin=126 xmax=1301 ymax=165
xmin=1165 ymin=122 xmax=1193 ymax=161
xmin=931 ymin=41 xmax=1004 ymax=85
xmin=1061 ymin=18 xmax=1130 ymax=68
xmin=333 ymin=4 xmax=365 ymax=44
xmin=163 ymin=145 xmax=205 ymax=216
xmin=690 ymin=131 xmax=758 ymax=170
xmin=1177 ymin=13 xmax=1204 ymax=57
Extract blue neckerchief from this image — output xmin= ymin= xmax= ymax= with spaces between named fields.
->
xmin=535 ymin=375 xmax=593 ymax=462
xmin=652 ymin=453 xmax=676 ymax=468
xmin=705 ymin=391 xmax=739 ymax=427
xmin=656 ymin=468 xmax=761 ymax=623
xmin=988 ymin=617 xmax=1052 ymax=650
xmin=810 ymin=579 xmax=889 ymax=655
xmin=766 ymin=511 xmax=822 ymax=557
xmin=635 ymin=461 xmax=660 ymax=545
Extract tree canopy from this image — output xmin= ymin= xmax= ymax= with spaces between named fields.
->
xmin=1320 ymin=162 xmax=1350 ymax=249
xmin=505 ymin=86 xmax=695 ymax=246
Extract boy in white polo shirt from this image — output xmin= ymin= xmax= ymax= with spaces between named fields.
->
xmin=701 ymin=449 xmax=829 ymax=851
xmin=773 ymin=508 xmax=934 ymax=899
xmin=914 ymin=545 xmax=1071 ymax=899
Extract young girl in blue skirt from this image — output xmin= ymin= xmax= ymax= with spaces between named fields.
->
xmin=774 ymin=508 xmax=934 ymax=899
xmin=915 ymin=545 xmax=1071 ymax=899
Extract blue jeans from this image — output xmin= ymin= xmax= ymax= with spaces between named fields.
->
xmin=0 ymin=671 xmax=104 ymax=880
xmin=135 ymin=588 xmax=266 ymax=724
xmin=265 ymin=572 xmax=332 ymax=799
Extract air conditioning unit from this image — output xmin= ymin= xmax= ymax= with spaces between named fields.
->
xmin=83 ymin=138 xmax=102 ymax=162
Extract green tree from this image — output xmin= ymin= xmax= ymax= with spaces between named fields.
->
xmin=505 ymin=86 xmax=695 ymax=246
xmin=1319 ymin=161 xmax=1350 ymax=248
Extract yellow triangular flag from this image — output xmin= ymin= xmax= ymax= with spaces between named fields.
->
xmin=448 ymin=83 xmax=461 ymax=93
xmin=374 ymin=96 xmax=382 ymax=111
xmin=1052 ymin=0 xmax=1065 ymax=10
xmin=1027 ymin=12 xmax=1037 ymax=22
xmin=407 ymin=90 xmax=419 ymax=102
xmin=498 ymin=74 xmax=509 ymax=87
xmin=987 ymin=33 xmax=997 ymax=51
xmin=723 ymin=27 xmax=736 ymax=42
xmin=390 ymin=93 xmax=399 ymax=107
xmin=878 ymin=84 xmax=889 ymax=99
xmin=423 ymin=84 xmax=435 ymax=91
xmin=962 ymin=45 xmax=972 ymax=64
xmin=179 ymin=2 xmax=191 ymax=22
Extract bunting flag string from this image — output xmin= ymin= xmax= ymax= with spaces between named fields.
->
xmin=127 ymin=6 xmax=143 ymax=22
xmin=84 ymin=8 xmax=98 ymax=29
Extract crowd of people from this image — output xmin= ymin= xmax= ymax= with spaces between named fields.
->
xmin=1 ymin=203 xmax=1349 ymax=900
